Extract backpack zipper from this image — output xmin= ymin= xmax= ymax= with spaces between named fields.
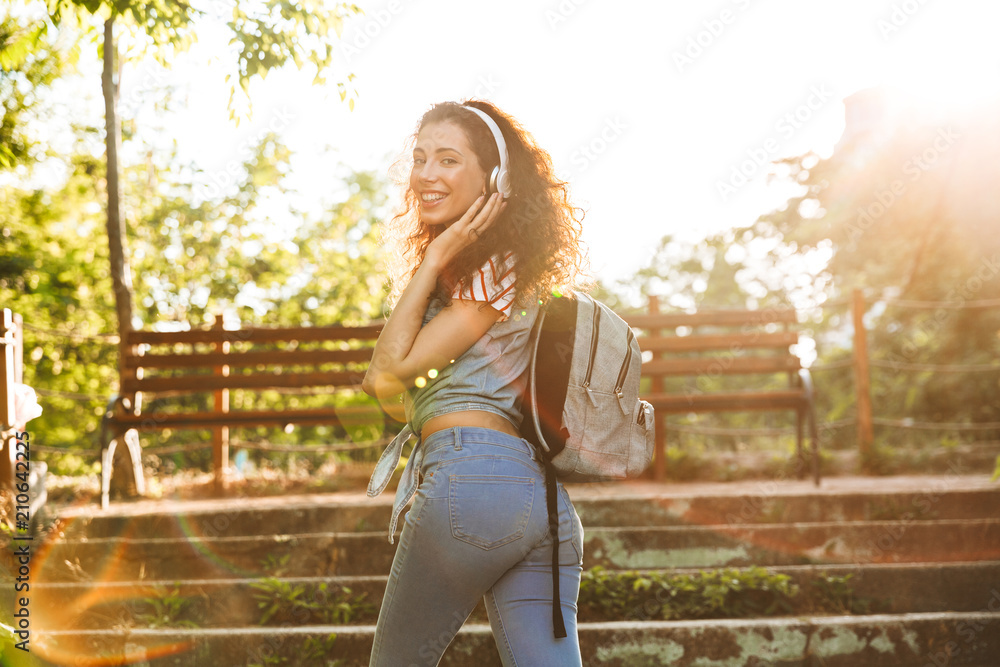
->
xmin=615 ymin=328 xmax=634 ymax=398
xmin=583 ymin=300 xmax=601 ymax=388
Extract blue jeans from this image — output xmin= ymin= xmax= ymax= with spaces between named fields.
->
xmin=369 ymin=426 xmax=584 ymax=667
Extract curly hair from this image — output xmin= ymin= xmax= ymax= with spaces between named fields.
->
xmin=382 ymin=99 xmax=590 ymax=311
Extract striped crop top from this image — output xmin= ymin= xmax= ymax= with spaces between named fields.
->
xmin=404 ymin=252 xmax=540 ymax=435
xmin=450 ymin=251 xmax=517 ymax=320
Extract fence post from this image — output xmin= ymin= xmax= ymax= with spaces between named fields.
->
xmin=212 ymin=315 xmax=230 ymax=494
xmin=1 ymin=309 xmax=18 ymax=491
xmin=648 ymin=295 xmax=666 ymax=482
xmin=13 ymin=313 xmax=22 ymax=393
xmin=852 ymin=289 xmax=874 ymax=456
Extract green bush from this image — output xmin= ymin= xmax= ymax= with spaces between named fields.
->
xmin=578 ymin=566 xmax=798 ymax=622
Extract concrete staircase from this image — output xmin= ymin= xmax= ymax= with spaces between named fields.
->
xmin=5 ymin=475 xmax=1000 ymax=666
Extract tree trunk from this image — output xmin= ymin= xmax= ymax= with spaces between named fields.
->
xmin=102 ymin=18 xmax=135 ymax=380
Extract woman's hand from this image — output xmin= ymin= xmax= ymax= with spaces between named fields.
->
xmin=425 ymin=192 xmax=507 ymax=267
xmin=361 ymin=192 xmax=507 ymax=400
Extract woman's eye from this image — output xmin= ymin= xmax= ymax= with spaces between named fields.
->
xmin=413 ymin=158 xmax=425 ymax=165
xmin=441 ymin=158 xmax=456 ymax=165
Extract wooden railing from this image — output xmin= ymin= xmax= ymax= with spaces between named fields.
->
xmin=624 ymin=296 xmax=819 ymax=484
xmin=101 ymin=316 xmax=388 ymax=506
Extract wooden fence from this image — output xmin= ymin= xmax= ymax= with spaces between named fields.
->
xmin=1 ymin=308 xmax=24 ymax=492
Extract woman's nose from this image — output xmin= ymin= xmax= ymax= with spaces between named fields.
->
xmin=417 ymin=164 xmax=438 ymax=183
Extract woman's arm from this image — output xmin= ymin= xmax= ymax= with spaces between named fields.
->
xmin=362 ymin=193 xmax=506 ymax=399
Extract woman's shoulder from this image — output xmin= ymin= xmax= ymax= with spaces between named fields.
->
xmin=486 ymin=250 xmax=517 ymax=285
xmin=451 ymin=251 xmax=519 ymax=318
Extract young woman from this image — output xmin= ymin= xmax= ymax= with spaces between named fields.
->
xmin=362 ymin=100 xmax=588 ymax=666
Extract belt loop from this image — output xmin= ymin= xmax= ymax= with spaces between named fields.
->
xmin=454 ymin=426 xmax=463 ymax=451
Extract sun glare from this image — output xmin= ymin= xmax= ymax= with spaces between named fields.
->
xmin=874 ymin=6 xmax=1000 ymax=121
xmin=893 ymin=64 xmax=1000 ymax=121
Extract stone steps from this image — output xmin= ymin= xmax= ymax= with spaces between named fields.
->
xmin=9 ymin=613 xmax=1000 ymax=666
xmin=16 ymin=475 xmax=1000 ymax=666
xmin=34 ymin=518 xmax=1000 ymax=582
xmin=53 ymin=485 xmax=1000 ymax=539
xmin=22 ymin=562 xmax=1000 ymax=631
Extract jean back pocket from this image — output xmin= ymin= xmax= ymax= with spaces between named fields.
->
xmin=449 ymin=475 xmax=534 ymax=550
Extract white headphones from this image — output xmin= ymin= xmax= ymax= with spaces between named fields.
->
xmin=462 ymin=105 xmax=512 ymax=199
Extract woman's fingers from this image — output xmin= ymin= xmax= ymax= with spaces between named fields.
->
xmin=473 ymin=198 xmax=506 ymax=238
xmin=455 ymin=194 xmax=487 ymax=229
xmin=427 ymin=193 xmax=506 ymax=264
xmin=464 ymin=193 xmax=504 ymax=238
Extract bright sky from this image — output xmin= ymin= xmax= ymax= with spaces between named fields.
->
xmin=115 ymin=0 xmax=1000 ymax=286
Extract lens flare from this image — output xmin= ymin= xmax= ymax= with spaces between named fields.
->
xmin=23 ymin=515 xmax=195 ymax=665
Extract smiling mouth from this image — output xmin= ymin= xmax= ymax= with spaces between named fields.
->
xmin=421 ymin=192 xmax=447 ymax=203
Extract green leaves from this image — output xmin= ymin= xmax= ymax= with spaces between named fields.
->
xmin=1 ymin=117 xmax=121 ymax=451
xmin=249 ymin=577 xmax=375 ymax=626
xmin=7 ymin=0 xmax=368 ymax=471
xmin=226 ymin=1 xmax=359 ymax=116
xmin=618 ymin=99 xmax=1000 ymax=457
xmin=578 ymin=566 xmax=803 ymax=621
xmin=136 ymin=583 xmax=202 ymax=628
xmin=806 ymin=572 xmax=874 ymax=615
xmin=47 ymin=0 xmax=360 ymax=117
xmin=126 ymin=130 xmax=387 ymax=329
xmin=0 ymin=13 xmax=69 ymax=169
xmin=3 ymin=83 xmax=387 ymax=458
xmin=0 ymin=20 xmax=47 ymax=71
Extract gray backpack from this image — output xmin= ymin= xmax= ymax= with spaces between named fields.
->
xmin=520 ymin=292 xmax=654 ymax=480
xmin=518 ymin=291 xmax=655 ymax=637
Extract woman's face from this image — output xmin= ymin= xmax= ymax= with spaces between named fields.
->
xmin=410 ymin=121 xmax=488 ymax=226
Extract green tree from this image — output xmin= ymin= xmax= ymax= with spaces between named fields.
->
xmin=4 ymin=1 xmax=393 ymax=474
xmin=602 ymin=229 xmax=825 ymax=462
xmin=3 ymin=116 xmax=390 ymax=466
xmin=120 ymin=131 xmax=390 ymax=468
xmin=124 ymin=131 xmax=388 ymax=329
xmin=1 ymin=141 xmax=120 ymax=472
xmin=1 ymin=16 xmax=61 ymax=168
xmin=42 ymin=0 xmax=361 ymax=355
xmin=1 ymin=9 xmax=112 ymax=473
xmin=755 ymin=91 xmax=1000 ymax=445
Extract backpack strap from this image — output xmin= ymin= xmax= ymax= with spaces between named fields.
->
xmin=525 ymin=299 xmax=568 ymax=639
xmin=527 ymin=305 xmax=551 ymax=454
xmin=544 ymin=458 xmax=567 ymax=639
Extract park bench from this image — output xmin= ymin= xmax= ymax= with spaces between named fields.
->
xmin=100 ymin=297 xmax=820 ymax=507
xmin=101 ymin=317 xmax=390 ymax=508
xmin=624 ymin=297 xmax=820 ymax=485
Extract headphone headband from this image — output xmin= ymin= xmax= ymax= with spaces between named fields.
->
xmin=462 ymin=105 xmax=512 ymax=198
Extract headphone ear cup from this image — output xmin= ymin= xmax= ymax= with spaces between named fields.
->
xmin=462 ymin=105 xmax=511 ymax=198
xmin=495 ymin=169 xmax=511 ymax=199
